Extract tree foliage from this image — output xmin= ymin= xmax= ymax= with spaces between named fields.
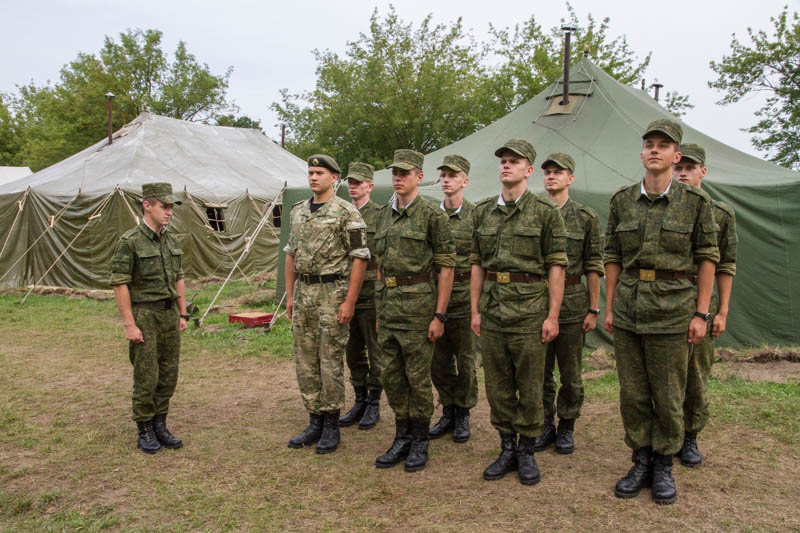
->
xmin=7 ymin=29 xmax=233 ymax=171
xmin=710 ymin=6 xmax=800 ymax=169
xmin=216 ymin=114 xmax=263 ymax=131
xmin=662 ymin=90 xmax=694 ymax=118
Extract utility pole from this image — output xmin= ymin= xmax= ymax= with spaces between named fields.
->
xmin=560 ymin=26 xmax=577 ymax=106
xmin=105 ymin=93 xmax=115 ymax=145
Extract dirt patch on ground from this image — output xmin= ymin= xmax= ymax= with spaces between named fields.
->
xmin=714 ymin=347 xmax=800 ymax=383
xmin=207 ymin=288 xmax=278 ymax=315
xmin=0 ymin=286 xmax=114 ymax=300
xmin=185 ymin=272 xmax=275 ymax=291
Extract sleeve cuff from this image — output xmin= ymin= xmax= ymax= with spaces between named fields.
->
xmin=110 ymin=275 xmax=132 ymax=286
xmin=349 ymin=248 xmax=371 ymax=260
xmin=694 ymin=247 xmax=720 ymax=265
xmin=544 ymin=252 xmax=568 ymax=268
xmin=716 ymin=263 xmax=736 ymax=276
xmin=433 ymin=253 xmax=456 ymax=268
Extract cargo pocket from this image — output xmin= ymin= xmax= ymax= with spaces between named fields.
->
xmin=169 ymin=247 xmax=183 ymax=272
xmin=399 ymin=229 xmax=427 ymax=259
xmin=135 ymin=249 xmax=162 ymax=281
xmin=565 ymin=230 xmax=585 ymax=262
xmin=400 ymin=282 xmax=435 ymax=318
xmin=512 ymin=226 xmax=541 ymax=259
xmin=615 ymin=220 xmax=640 ymax=254
xmin=375 ymin=230 xmax=387 ymax=257
xmin=453 ymin=229 xmax=473 ymax=256
xmin=660 ymin=220 xmax=693 ymax=254
xmin=478 ymin=227 xmax=498 ymax=259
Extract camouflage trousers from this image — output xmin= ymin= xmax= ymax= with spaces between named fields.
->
xmin=480 ymin=325 xmax=546 ymax=439
xmin=292 ymin=279 xmax=349 ymax=413
xmin=543 ymin=321 xmax=585 ymax=421
xmin=378 ymin=326 xmax=435 ymax=420
xmin=431 ymin=317 xmax=478 ymax=409
xmin=346 ymin=306 xmax=381 ymax=391
xmin=129 ymin=306 xmax=181 ymax=422
xmin=614 ymin=327 xmax=689 ymax=455
xmin=684 ymin=319 xmax=714 ymax=434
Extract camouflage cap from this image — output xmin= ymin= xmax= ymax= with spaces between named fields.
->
xmin=679 ymin=143 xmax=706 ymax=166
xmin=141 ymin=182 xmax=182 ymax=205
xmin=541 ymin=152 xmax=576 ymax=173
xmin=643 ymin=119 xmax=683 ymax=144
xmin=436 ymin=154 xmax=470 ymax=174
xmin=494 ymin=139 xmax=537 ymax=165
xmin=346 ymin=162 xmax=375 ymax=182
xmin=308 ymin=154 xmax=341 ymax=174
xmin=390 ymin=149 xmax=424 ymax=171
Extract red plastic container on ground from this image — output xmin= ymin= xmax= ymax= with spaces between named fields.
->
xmin=228 ymin=312 xmax=274 ymax=327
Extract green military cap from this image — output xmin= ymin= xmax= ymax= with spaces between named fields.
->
xmin=436 ymin=154 xmax=470 ymax=174
xmin=390 ymin=149 xmax=424 ymax=171
xmin=643 ymin=119 xmax=683 ymax=144
xmin=141 ymin=182 xmax=182 ymax=205
xmin=541 ymin=152 xmax=576 ymax=173
xmin=679 ymin=143 xmax=706 ymax=166
xmin=308 ymin=154 xmax=341 ymax=174
xmin=346 ymin=162 xmax=375 ymax=182
xmin=494 ymin=139 xmax=537 ymax=165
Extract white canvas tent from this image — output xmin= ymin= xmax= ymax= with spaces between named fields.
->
xmin=0 ymin=113 xmax=308 ymax=289
xmin=0 ymin=166 xmax=32 ymax=186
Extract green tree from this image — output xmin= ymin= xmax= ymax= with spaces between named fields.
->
xmin=216 ymin=114 xmax=263 ymax=131
xmin=0 ymin=93 xmax=24 ymax=166
xmin=11 ymin=29 xmax=233 ymax=171
xmin=661 ymin=90 xmax=694 ymax=118
xmin=486 ymin=4 xmax=652 ymax=113
xmin=709 ymin=6 xmax=800 ymax=169
xmin=272 ymin=6 xmax=495 ymax=169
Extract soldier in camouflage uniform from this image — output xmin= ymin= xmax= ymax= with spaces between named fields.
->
xmin=339 ymin=162 xmax=383 ymax=430
xmin=111 ymin=182 xmax=189 ymax=454
xmin=284 ymin=155 xmax=369 ymax=455
xmin=605 ymin=120 xmax=719 ymax=505
xmin=429 ymin=155 xmax=478 ymax=444
xmin=534 ymin=153 xmax=604 ymax=455
xmin=470 ymin=139 xmax=568 ymax=486
xmin=373 ymin=149 xmax=455 ymax=473
xmin=673 ymin=143 xmax=737 ymax=468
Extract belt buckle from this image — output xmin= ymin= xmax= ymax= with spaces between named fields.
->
xmin=639 ymin=269 xmax=656 ymax=282
xmin=497 ymin=272 xmax=510 ymax=284
xmin=385 ymin=276 xmax=397 ymax=288
xmin=300 ymin=274 xmax=309 ymax=283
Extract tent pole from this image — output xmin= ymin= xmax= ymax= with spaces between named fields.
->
xmin=197 ymin=182 xmax=287 ymax=326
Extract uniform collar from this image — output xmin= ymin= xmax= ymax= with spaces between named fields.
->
xmin=140 ymin=219 xmax=166 ymax=240
xmin=497 ymin=188 xmax=529 ymax=207
xmin=440 ymin=200 xmax=463 ymax=214
xmin=640 ymin=178 xmax=673 ymax=199
xmin=392 ymin=194 xmax=417 ymax=214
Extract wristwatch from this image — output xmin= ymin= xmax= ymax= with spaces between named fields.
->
xmin=180 ymin=314 xmax=191 ymax=320
xmin=588 ymin=309 xmax=600 ymax=315
xmin=434 ymin=312 xmax=448 ymax=323
xmin=693 ymin=311 xmax=711 ymax=320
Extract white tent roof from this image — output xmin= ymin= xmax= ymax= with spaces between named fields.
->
xmin=0 ymin=166 xmax=32 ymax=186
xmin=0 ymin=113 xmax=308 ymax=200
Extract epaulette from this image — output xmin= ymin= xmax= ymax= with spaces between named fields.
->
xmin=578 ymin=203 xmax=599 ymax=218
xmin=610 ymin=183 xmax=634 ymax=200
xmin=535 ymin=195 xmax=557 ymax=208
xmin=684 ymin=182 xmax=712 ymax=201
xmin=290 ymin=198 xmax=307 ymax=208
xmin=712 ymin=199 xmax=735 ymax=218
xmin=475 ymin=196 xmax=496 ymax=207
xmin=120 ymin=227 xmax=139 ymax=240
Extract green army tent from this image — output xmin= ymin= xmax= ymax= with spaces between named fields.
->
xmin=278 ymin=57 xmax=800 ymax=348
xmin=0 ymin=113 xmax=308 ymax=289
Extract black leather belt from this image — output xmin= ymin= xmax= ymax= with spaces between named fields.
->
xmin=297 ymin=273 xmax=344 ymax=284
xmin=133 ymin=299 xmax=174 ymax=310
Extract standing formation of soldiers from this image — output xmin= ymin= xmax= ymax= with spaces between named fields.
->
xmin=112 ymin=118 xmax=736 ymax=507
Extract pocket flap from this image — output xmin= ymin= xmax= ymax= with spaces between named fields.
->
xmin=616 ymin=220 xmax=639 ymax=232
xmin=662 ymin=221 xmax=693 ymax=233
xmin=401 ymin=230 xmax=426 ymax=241
xmin=565 ymin=230 xmax=584 ymax=240
xmin=513 ymin=226 xmax=541 ymax=237
xmin=136 ymin=249 xmax=160 ymax=259
xmin=401 ymin=282 xmax=433 ymax=294
xmin=170 ymin=248 xmax=184 ymax=256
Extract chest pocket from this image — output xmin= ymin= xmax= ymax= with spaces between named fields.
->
xmin=375 ymin=229 xmax=387 ymax=257
xmin=313 ymin=226 xmax=342 ymax=259
xmin=478 ymin=227 xmax=498 ymax=259
xmin=660 ymin=220 xmax=693 ymax=254
xmin=400 ymin=229 xmax=427 ymax=259
xmin=453 ymin=230 xmax=472 ymax=256
xmin=512 ymin=226 xmax=541 ymax=259
xmin=169 ymin=248 xmax=183 ymax=273
xmin=565 ymin=230 xmax=585 ymax=263
xmin=615 ymin=220 xmax=640 ymax=254
xmin=366 ymin=229 xmax=377 ymax=256
xmin=136 ymin=249 xmax=163 ymax=280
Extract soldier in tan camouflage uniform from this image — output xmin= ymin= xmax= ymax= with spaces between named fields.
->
xmin=339 ymin=162 xmax=383 ymax=430
xmin=111 ymin=182 xmax=189 ymax=454
xmin=673 ymin=143 xmax=737 ymax=468
xmin=373 ymin=149 xmax=455 ymax=473
xmin=470 ymin=139 xmax=568 ymax=486
xmin=534 ymin=153 xmax=604 ymax=455
xmin=605 ymin=120 xmax=719 ymax=505
xmin=284 ymin=154 xmax=369 ymax=454
xmin=429 ymin=155 xmax=478 ymax=444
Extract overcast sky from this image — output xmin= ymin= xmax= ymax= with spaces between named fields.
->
xmin=2 ymin=0 xmax=797 ymax=159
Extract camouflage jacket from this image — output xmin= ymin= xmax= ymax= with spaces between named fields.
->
xmin=374 ymin=195 xmax=456 ymax=330
xmin=558 ymin=198 xmax=605 ymax=324
xmin=604 ymin=179 xmax=719 ymax=334
xmin=691 ymin=199 xmax=737 ymax=315
xmin=284 ymin=195 xmax=370 ymax=276
xmin=470 ymin=189 xmax=569 ymax=332
xmin=441 ymin=199 xmax=475 ymax=319
xmin=110 ymin=222 xmax=184 ymax=302
xmin=355 ymin=199 xmax=380 ymax=310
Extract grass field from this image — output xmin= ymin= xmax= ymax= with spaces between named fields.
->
xmin=1 ymin=282 xmax=799 ymax=532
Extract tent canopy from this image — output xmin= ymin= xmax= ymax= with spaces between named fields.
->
xmin=280 ymin=57 xmax=800 ymax=348
xmin=0 ymin=166 xmax=32 ymax=186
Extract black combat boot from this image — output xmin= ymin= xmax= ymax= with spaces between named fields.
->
xmin=152 ymin=413 xmax=183 ymax=449
xmin=316 ymin=411 xmax=341 ymax=454
xmin=614 ymin=447 xmax=653 ymax=498
xmin=483 ymin=433 xmax=518 ymax=481
xmin=679 ymin=432 xmax=702 ymax=468
xmin=404 ymin=419 xmax=431 ymax=473
xmin=429 ymin=405 xmax=455 ymax=439
xmin=136 ymin=420 xmax=161 ymax=454
xmin=515 ymin=436 xmax=541 ymax=485
xmin=358 ymin=388 xmax=381 ymax=430
xmin=555 ymin=418 xmax=575 ymax=455
xmin=534 ymin=417 xmax=556 ymax=452
xmin=339 ymin=386 xmax=367 ymax=427
xmin=376 ymin=419 xmax=413 ymax=468
xmin=452 ymin=406 xmax=471 ymax=443
xmin=288 ymin=412 xmax=324 ymax=449
xmin=652 ymin=452 xmax=678 ymax=505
